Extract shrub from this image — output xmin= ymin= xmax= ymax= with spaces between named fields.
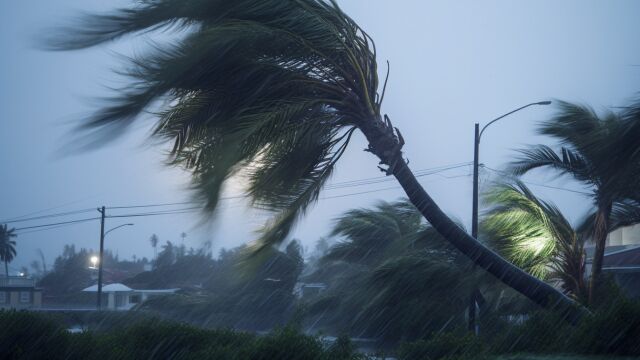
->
xmin=398 ymin=332 xmax=487 ymax=360
xmin=569 ymin=298 xmax=640 ymax=356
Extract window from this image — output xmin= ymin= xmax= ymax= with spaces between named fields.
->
xmin=19 ymin=291 xmax=30 ymax=303
xmin=130 ymin=294 xmax=141 ymax=304
xmin=0 ymin=292 xmax=6 ymax=303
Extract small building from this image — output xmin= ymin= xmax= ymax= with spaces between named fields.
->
xmin=294 ymin=282 xmax=327 ymax=299
xmin=0 ymin=276 xmax=42 ymax=309
xmin=602 ymin=246 xmax=640 ymax=299
xmin=82 ymin=283 xmax=178 ymax=310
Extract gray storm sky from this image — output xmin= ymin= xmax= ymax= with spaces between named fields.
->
xmin=1 ymin=0 xmax=639 ymax=272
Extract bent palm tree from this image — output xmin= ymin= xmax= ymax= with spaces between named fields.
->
xmin=0 ymin=224 xmax=17 ymax=277
xmin=483 ymin=181 xmax=587 ymax=302
xmin=44 ymin=0 xmax=582 ymax=320
xmin=510 ymin=101 xmax=640 ymax=303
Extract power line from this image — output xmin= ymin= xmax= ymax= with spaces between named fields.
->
xmin=14 ymin=217 xmax=101 ymax=232
xmin=482 ymin=166 xmax=592 ymax=195
xmin=103 ymin=162 xmax=472 ymax=210
xmin=1 ymin=208 xmax=96 ymax=225
xmin=7 ymin=162 xmax=474 ymax=233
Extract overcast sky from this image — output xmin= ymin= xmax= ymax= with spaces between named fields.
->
xmin=1 ymin=0 xmax=639 ymax=273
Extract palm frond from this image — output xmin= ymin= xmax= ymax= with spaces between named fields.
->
xmin=482 ymin=180 xmax=577 ymax=281
xmin=510 ymin=145 xmax=593 ymax=185
xmin=44 ymin=0 xmax=385 ymax=249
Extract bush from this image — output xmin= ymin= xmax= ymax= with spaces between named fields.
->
xmin=398 ymin=332 xmax=487 ymax=360
xmin=569 ymin=299 xmax=640 ymax=356
xmin=0 ymin=311 xmax=364 ymax=359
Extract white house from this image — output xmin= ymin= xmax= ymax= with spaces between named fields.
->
xmin=82 ymin=283 xmax=178 ymax=310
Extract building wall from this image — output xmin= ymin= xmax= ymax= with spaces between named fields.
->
xmin=608 ymin=224 xmax=640 ymax=247
xmin=0 ymin=289 xmax=42 ymax=309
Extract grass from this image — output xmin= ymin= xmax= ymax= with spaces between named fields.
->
xmin=493 ymin=355 xmax=639 ymax=360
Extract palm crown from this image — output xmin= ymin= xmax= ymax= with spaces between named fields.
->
xmin=0 ymin=224 xmax=17 ymax=276
xmin=482 ymin=181 xmax=586 ymax=300
xmin=46 ymin=0 xmax=389 ymax=248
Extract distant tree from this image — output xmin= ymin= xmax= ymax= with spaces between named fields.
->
xmin=155 ymin=241 xmax=176 ymax=269
xmin=482 ymin=180 xmax=587 ymax=302
xmin=149 ymin=234 xmax=159 ymax=261
xmin=30 ymin=260 xmax=42 ymax=275
xmin=511 ymin=101 xmax=640 ymax=303
xmin=307 ymin=200 xmax=487 ymax=342
xmin=37 ymin=249 xmax=47 ymax=273
xmin=0 ymin=224 xmax=17 ymax=277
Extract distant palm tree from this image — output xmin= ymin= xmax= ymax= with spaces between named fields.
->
xmin=44 ymin=0 xmax=581 ymax=318
xmin=0 ymin=224 xmax=17 ymax=277
xmin=511 ymin=101 xmax=640 ymax=303
xmin=150 ymin=234 xmax=159 ymax=260
xmin=483 ymin=181 xmax=587 ymax=302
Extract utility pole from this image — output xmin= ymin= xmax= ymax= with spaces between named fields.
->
xmin=468 ymin=101 xmax=552 ymax=334
xmin=96 ymin=206 xmax=105 ymax=310
xmin=468 ymin=124 xmax=480 ymax=333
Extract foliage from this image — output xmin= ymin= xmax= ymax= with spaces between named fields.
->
xmin=138 ymin=242 xmax=305 ymax=331
xmin=510 ymin=100 xmax=640 ymax=301
xmin=398 ymin=332 xmax=487 ymax=360
xmin=0 ymin=311 xmax=364 ymax=360
xmin=482 ymin=181 xmax=587 ymax=301
xmin=303 ymin=200 xmax=495 ymax=343
xmin=44 ymin=0 xmax=389 ymax=251
xmin=38 ymin=244 xmax=149 ymax=302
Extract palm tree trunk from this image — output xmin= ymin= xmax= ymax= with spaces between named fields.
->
xmin=4 ymin=260 xmax=8 ymax=277
xmin=360 ymin=121 xmax=585 ymax=323
xmin=588 ymin=203 xmax=612 ymax=304
xmin=390 ymin=159 xmax=585 ymax=322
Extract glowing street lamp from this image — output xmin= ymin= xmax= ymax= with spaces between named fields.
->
xmin=90 ymin=255 xmax=99 ymax=269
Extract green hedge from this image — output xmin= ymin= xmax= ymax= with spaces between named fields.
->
xmin=0 ymin=310 xmax=363 ymax=360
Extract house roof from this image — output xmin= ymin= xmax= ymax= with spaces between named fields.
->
xmin=602 ymin=245 xmax=640 ymax=268
xmin=83 ymin=283 xmax=133 ymax=292
xmin=82 ymin=283 xmax=179 ymax=293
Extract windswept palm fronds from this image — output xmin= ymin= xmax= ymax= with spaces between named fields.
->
xmin=510 ymin=100 xmax=640 ymax=303
xmin=0 ymin=224 xmax=18 ymax=276
xmin=483 ymin=181 xmax=586 ymax=301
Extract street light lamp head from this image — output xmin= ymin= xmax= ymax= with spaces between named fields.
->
xmin=536 ymin=101 xmax=552 ymax=105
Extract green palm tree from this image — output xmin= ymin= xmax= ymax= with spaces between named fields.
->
xmin=511 ymin=101 xmax=640 ymax=303
xmin=44 ymin=0 xmax=581 ymax=319
xmin=0 ymin=224 xmax=17 ymax=277
xmin=482 ymin=181 xmax=587 ymax=302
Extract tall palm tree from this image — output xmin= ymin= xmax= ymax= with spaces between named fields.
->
xmin=150 ymin=234 xmax=159 ymax=260
xmin=0 ymin=224 xmax=17 ymax=277
xmin=511 ymin=101 xmax=640 ymax=303
xmin=482 ymin=181 xmax=587 ymax=302
xmin=44 ymin=0 xmax=581 ymax=319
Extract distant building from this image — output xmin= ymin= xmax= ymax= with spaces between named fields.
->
xmin=82 ymin=283 xmax=178 ymax=310
xmin=601 ymin=246 xmax=640 ymax=299
xmin=607 ymin=223 xmax=640 ymax=247
xmin=0 ymin=276 xmax=42 ymax=309
xmin=585 ymin=224 xmax=640 ymax=299
xmin=294 ymin=282 xmax=327 ymax=299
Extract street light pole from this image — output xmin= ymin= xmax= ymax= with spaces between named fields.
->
xmin=468 ymin=101 xmax=551 ymax=333
xmin=95 ymin=210 xmax=134 ymax=311
xmin=97 ymin=206 xmax=105 ymax=310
